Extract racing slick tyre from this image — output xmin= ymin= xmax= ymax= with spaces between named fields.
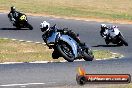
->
xmin=83 ymin=48 xmax=94 ymax=61
xmin=27 ymin=23 xmax=33 ymax=30
xmin=57 ymin=41 xmax=75 ymax=62
xmin=119 ymin=36 xmax=128 ymax=46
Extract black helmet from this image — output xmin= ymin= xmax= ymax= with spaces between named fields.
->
xmin=11 ymin=6 xmax=16 ymax=12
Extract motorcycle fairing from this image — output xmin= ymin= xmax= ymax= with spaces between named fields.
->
xmin=19 ymin=14 xmax=27 ymax=21
xmin=47 ymin=32 xmax=59 ymax=44
xmin=109 ymin=28 xmax=120 ymax=38
xmin=59 ymin=35 xmax=78 ymax=58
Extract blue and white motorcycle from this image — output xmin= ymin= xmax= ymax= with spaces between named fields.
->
xmin=102 ymin=26 xmax=128 ymax=46
xmin=42 ymin=24 xmax=94 ymax=62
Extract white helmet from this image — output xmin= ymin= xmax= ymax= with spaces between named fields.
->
xmin=40 ymin=21 xmax=50 ymax=32
xmin=112 ymin=25 xmax=118 ymax=29
xmin=101 ymin=24 xmax=106 ymax=28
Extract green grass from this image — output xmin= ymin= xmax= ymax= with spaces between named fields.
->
xmin=0 ymin=38 xmax=54 ymax=62
xmin=93 ymin=50 xmax=121 ymax=60
xmin=0 ymin=0 xmax=132 ymax=21
xmin=0 ymin=38 xmax=121 ymax=63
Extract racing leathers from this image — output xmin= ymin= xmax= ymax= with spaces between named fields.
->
xmin=100 ymin=26 xmax=118 ymax=44
xmin=8 ymin=10 xmax=20 ymax=25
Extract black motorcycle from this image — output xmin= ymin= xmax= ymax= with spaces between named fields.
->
xmin=8 ymin=12 xmax=33 ymax=30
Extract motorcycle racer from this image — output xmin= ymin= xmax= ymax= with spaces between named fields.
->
xmin=40 ymin=21 xmax=94 ymax=62
xmin=8 ymin=6 xmax=33 ymax=30
xmin=100 ymin=24 xmax=128 ymax=46
xmin=40 ymin=21 xmax=85 ymax=47
xmin=8 ymin=6 xmax=20 ymax=25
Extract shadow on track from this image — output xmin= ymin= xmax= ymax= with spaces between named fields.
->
xmin=0 ymin=28 xmax=31 ymax=30
xmin=92 ymin=45 xmax=121 ymax=47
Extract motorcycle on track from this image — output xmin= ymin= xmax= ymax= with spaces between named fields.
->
xmin=42 ymin=24 xmax=94 ymax=62
xmin=8 ymin=12 xmax=33 ymax=30
xmin=102 ymin=26 xmax=128 ymax=46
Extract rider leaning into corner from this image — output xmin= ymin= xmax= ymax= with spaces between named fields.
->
xmin=40 ymin=21 xmax=86 ymax=48
xmin=8 ymin=6 xmax=20 ymax=25
xmin=100 ymin=24 xmax=119 ymax=44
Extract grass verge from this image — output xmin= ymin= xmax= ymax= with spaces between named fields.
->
xmin=0 ymin=38 xmax=121 ymax=63
xmin=108 ymin=83 xmax=132 ymax=88
xmin=0 ymin=0 xmax=132 ymax=22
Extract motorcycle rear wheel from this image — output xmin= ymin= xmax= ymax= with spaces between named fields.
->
xmin=26 ymin=22 xmax=33 ymax=30
xmin=119 ymin=35 xmax=128 ymax=46
xmin=83 ymin=49 xmax=94 ymax=61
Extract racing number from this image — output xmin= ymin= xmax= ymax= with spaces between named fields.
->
xmin=20 ymin=15 xmax=26 ymax=20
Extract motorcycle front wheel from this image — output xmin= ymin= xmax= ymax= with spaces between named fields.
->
xmin=57 ymin=41 xmax=75 ymax=62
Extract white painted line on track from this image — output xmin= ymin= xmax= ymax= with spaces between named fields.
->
xmin=19 ymin=40 xmax=25 ymax=42
xmin=29 ymin=61 xmax=49 ymax=63
xmin=35 ymin=42 xmax=42 ymax=44
xmin=26 ymin=41 xmax=32 ymax=43
xmin=3 ymin=38 xmax=8 ymax=40
xmin=11 ymin=39 xmax=17 ymax=41
xmin=2 ymin=37 xmax=46 ymax=45
xmin=0 ymin=83 xmax=45 ymax=87
xmin=0 ymin=62 xmax=24 ymax=64
xmin=42 ymin=43 xmax=46 ymax=45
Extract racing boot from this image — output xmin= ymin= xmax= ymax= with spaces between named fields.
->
xmin=105 ymin=39 xmax=110 ymax=45
xmin=117 ymin=42 xmax=123 ymax=46
xmin=79 ymin=42 xmax=87 ymax=50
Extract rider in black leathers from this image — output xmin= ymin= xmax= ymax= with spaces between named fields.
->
xmin=40 ymin=21 xmax=85 ymax=48
xmin=8 ymin=6 xmax=20 ymax=25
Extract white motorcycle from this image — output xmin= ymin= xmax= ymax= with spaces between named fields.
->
xmin=103 ymin=26 xmax=128 ymax=46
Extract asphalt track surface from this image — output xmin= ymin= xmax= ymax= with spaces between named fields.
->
xmin=0 ymin=13 xmax=132 ymax=88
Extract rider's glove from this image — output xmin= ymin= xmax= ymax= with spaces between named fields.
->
xmin=11 ymin=18 xmax=15 ymax=21
xmin=63 ymin=28 xmax=69 ymax=34
xmin=103 ymin=36 xmax=106 ymax=39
